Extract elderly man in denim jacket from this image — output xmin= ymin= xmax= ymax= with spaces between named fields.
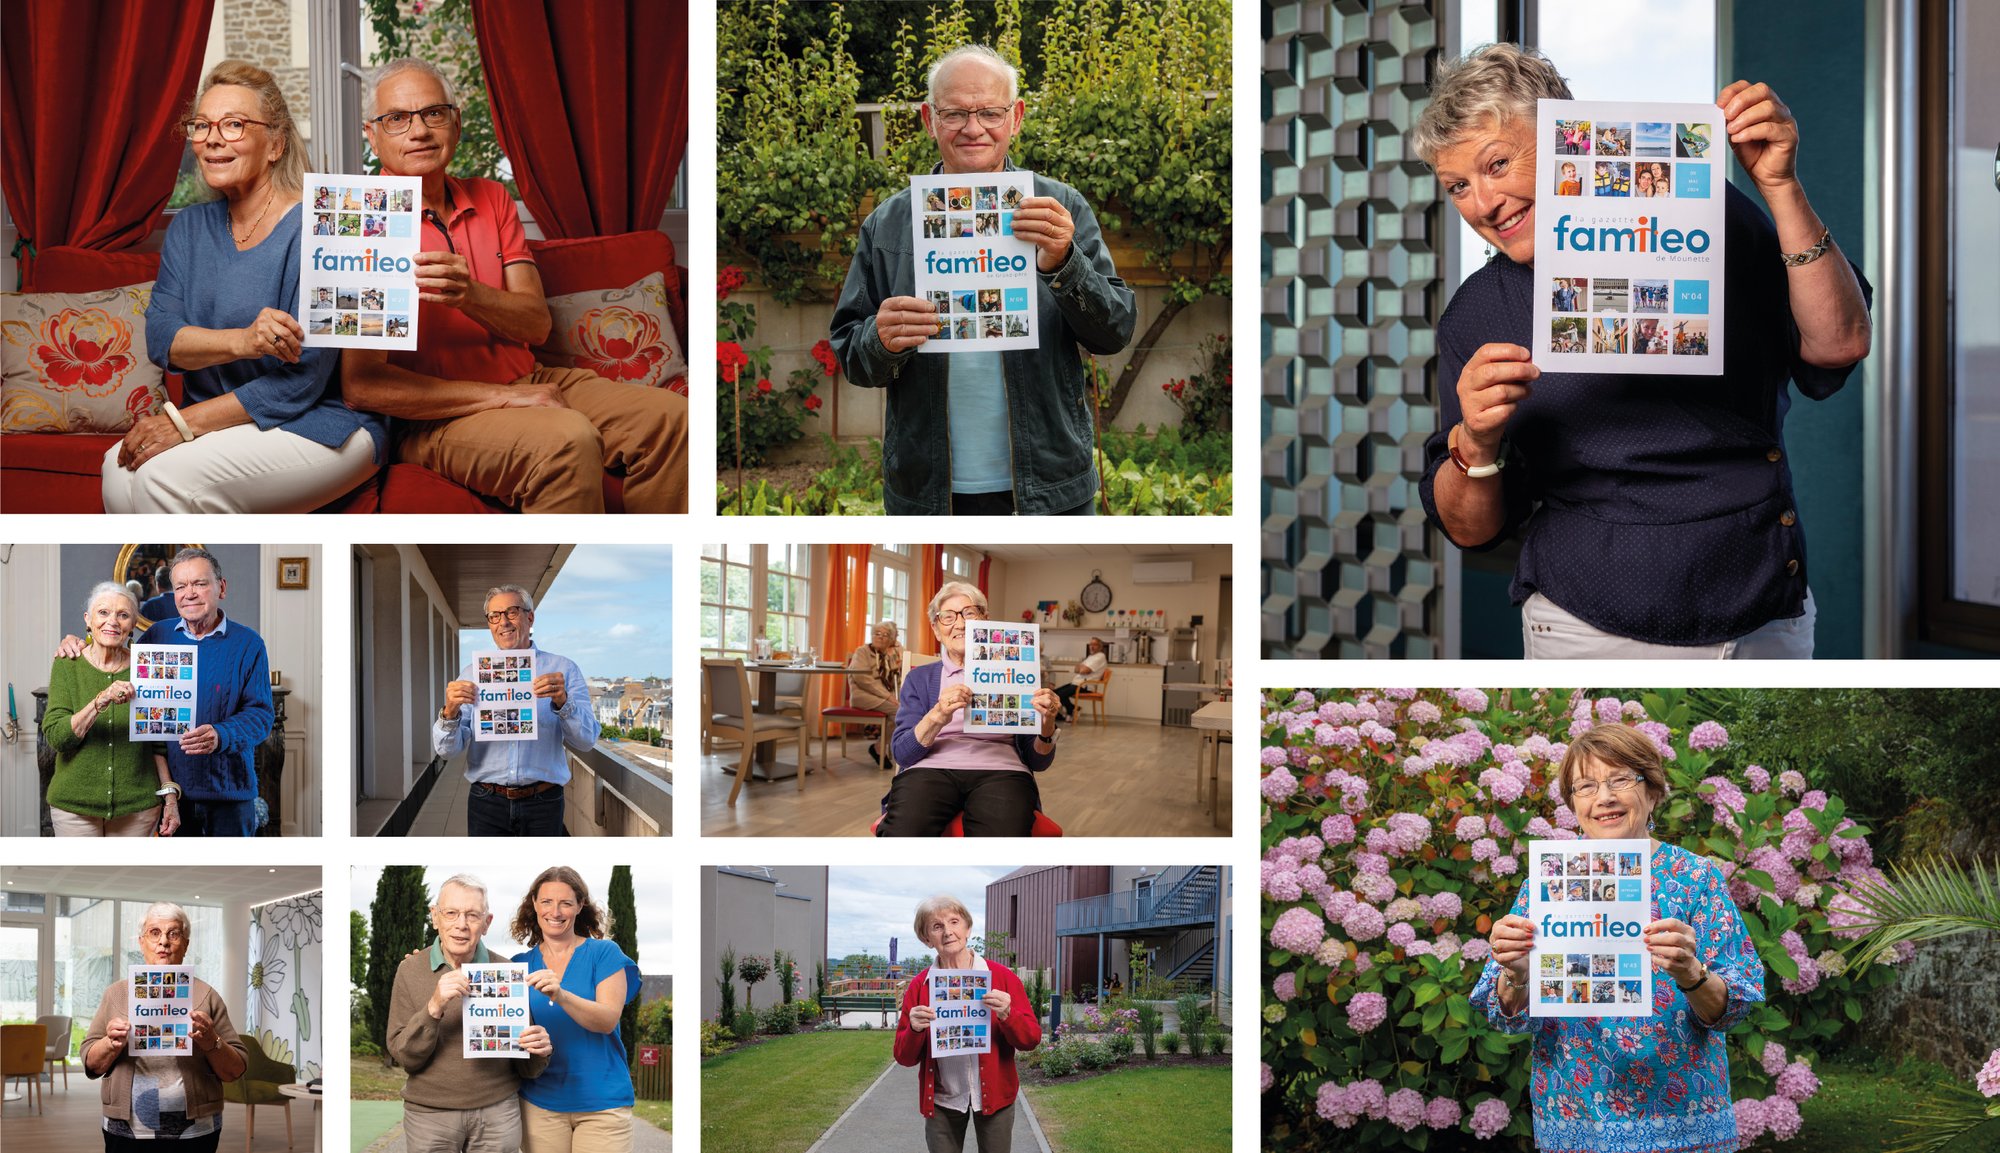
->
xmin=830 ymin=45 xmax=1136 ymax=516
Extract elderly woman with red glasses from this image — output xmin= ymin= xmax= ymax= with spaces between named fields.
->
xmin=878 ymin=581 xmax=1061 ymax=836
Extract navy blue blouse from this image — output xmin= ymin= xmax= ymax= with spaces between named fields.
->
xmin=1418 ymin=182 xmax=1871 ymax=646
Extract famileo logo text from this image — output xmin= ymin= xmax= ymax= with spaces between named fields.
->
xmin=310 ymin=247 xmax=414 ymax=273
xmin=923 ymin=249 xmax=1030 ymax=275
xmin=1539 ymin=913 xmax=1645 ymax=939
xmin=1552 ymin=214 xmax=1711 ymax=255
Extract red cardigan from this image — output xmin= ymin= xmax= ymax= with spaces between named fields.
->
xmin=893 ymin=960 xmax=1042 ymax=1117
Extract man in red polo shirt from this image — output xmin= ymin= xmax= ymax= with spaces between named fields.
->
xmin=340 ymin=57 xmax=688 ymax=513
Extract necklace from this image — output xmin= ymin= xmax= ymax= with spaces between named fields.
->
xmin=232 ymin=183 xmax=276 ymax=246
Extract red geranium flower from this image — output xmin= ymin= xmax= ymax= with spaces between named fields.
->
xmin=756 ymin=378 xmax=773 ymax=393
xmin=810 ymin=338 xmax=839 ymax=377
xmin=803 ymin=394 xmax=823 ymax=410
xmin=716 ymin=341 xmax=748 ymax=383
xmin=717 ymin=265 xmax=747 ymax=300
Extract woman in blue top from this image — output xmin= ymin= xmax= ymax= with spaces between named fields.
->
xmin=106 ymin=59 xmax=383 ymax=513
xmin=1472 ymin=723 xmax=1766 ymax=1152
xmin=511 ymin=866 xmax=641 ymax=1153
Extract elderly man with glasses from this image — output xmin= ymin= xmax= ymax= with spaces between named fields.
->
xmin=878 ymin=581 xmax=1061 ymax=835
xmin=436 ymin=585 xmax=600 ymax=836
xmin=829 ymin=44 xmax=1136 ymax=516
xmin=338 ymin=56 xmax=689 ymax=514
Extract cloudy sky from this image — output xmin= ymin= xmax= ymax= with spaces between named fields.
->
xmin=1537 ymin=0 xmax=1716 ymax=102
xmin=458 ymin=543 xmax=673 ymax=681
xmin=350 ymin=864 xmax=671 ymax=974
xmin=825 ymin=866 xmax=1018 ymax=960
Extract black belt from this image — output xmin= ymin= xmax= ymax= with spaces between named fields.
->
xmin=474 ymin=781 xmax=560 ymax=800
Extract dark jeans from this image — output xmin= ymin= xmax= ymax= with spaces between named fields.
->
xmin=467 ymin=783 xmax=567 ymax=836
xmin=105 ymin=1127 xmax=223 ymax=1153
xmin=877 ymin=768 xmax=1037 ymax=836
xmin=1054 ymin=683 xmax=1081 ymax=716
xmin=176 ymin=797 xmax=258 ymax=837
xmin=950 ymin=490 xmax=1096 ymax=516
xmin=924 ymin=1102 xmax=1015 ymax=1153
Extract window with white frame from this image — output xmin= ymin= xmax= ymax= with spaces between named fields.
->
xmin=700 ymin=544 xmax=755 ymax=658
xmin=764 ymin=544 xmax=813 ymax=654
xmin=870 ymin=546 xmax=913 ymax=631
xmin=943 ymin=547 xmax=981 ymax=583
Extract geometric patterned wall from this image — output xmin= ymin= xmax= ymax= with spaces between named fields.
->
xmin=1259 ymin=1 xmax=1446 ymax=659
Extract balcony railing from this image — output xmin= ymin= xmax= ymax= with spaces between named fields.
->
xmin=1055 ymin=866 xmax=1219 ymax=935
xmin=563 ymin=744 xmax=672 ymax=836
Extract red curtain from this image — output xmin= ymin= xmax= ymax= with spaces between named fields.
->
xmin=1 ymin=0 xmax=214 ymax=286
xmin=818 ymin=545 xmax=873 ymax=704
xmin=471 ymin=0 xmax=688 ymax=239
xmin=914 ymin=545 xmax=947 ymax=656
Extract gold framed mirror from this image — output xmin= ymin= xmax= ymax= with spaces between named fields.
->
xmin=115 ymin=543 xmax=204 ymax=630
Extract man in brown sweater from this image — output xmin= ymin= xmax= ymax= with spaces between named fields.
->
xmin=389 ymin=874 xmax=551 ymax=1153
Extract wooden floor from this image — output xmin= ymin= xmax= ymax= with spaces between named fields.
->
xmin=699 ymin=715 xmax=1231 ymax=837
xmin=1 ymin=1066 xmax=315 ymax=1153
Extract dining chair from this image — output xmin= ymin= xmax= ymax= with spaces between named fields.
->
xmin=35 ymin=1014 xmax=70 ymax=1090
xmin=1076 ymin=665 xmax=1112 ymax=725
xmin=704 ymin=658 xmax=809 ymax=804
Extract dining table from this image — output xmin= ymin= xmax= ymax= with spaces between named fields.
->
xmin=1190 ymin=698 xmax=1232 ymax=827
xmin=742 ymin=661 xmax=861 ymax=778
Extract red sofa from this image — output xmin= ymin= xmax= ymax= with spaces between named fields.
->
xmin=1 ymin=232 xmax=686 ymax=514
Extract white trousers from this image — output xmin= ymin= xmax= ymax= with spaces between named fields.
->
xmin=1521 ymin=588 xmax=1816 ymax=659
xmin=101 ymin=424 xmax=377 ymax=513
xmin=50 ymin=806 xmax=160 ymax=836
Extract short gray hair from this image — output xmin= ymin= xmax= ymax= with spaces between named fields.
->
xmin=85 ymin=580 xmax=140 ymax=619
xmin=364 ymin=56 xmax=459 ymax=123
xmin=436 ymin=873 xmax=490 ymax=914
xmin=170 ymin=547 xmax=223 ymax=583
xmin=927 ymin=45 xmax=1019 ymax=107
xmin=485 ymin=584 xmax=536 ymax=613
xmin=1411 ymin=42 xmax=1572 ymax=168
xmin=912 ymin=893 xmax=974 ymax=941
xmin=928 ymin=580 xmax=986 ymax=620
xmin=139 ymin=902 xmax=191 ymax=939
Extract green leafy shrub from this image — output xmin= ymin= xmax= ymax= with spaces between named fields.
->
xmin=736 ymin=954 xmax=771 ymax=1009
xmin=1106 ymin=1032 xmax=1135 ymax=1061
xmin=700 ymin=1020 xmax=733 ymax=1059
xmin=732 ymin=1010 xmax=758 ymax=1041
xmin=718 ymin=438 xmax=885 ymax=516
xmin=758 ymin=1003 xmax=798 ymax=1035
xmin=1135 ymin=1003 xmax=1162 ymax=1060
xmin=1161 ymin=332 xmax=1230 ymax=437
xmin=1207 ymin=1027 xmax=1225 ymax=1056
xmin=1099 ymin=454 xmax=1232 ymax=516
xmin=1162 ymin=1031 xmax=1182 ymax=1055
xmin=715 ymin=279 xmax=827 ymax=469
xmin=1072 ymin=1039 xmax=1116 ymax=1071
xmin=794 ymin=997 xmax=821 ymax=1022
xmin=718 ymin=946 xmax=737 ymax=1024
xmin=1260 ymin=687 xmax=1903 ymax=1150
xmin=635 ymin=997 xmax=672 ymax=1045
xmin=352 ymin=1037 xmax=383 ymax=1058
xmin=1040 ymin=1044 xmax=1077 ymax=1078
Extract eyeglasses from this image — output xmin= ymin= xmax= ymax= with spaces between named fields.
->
xmin=368 ymin=104 xmax=459 ymax=135
xmin=182 ymin=117 xmax=272 ymax=143
xmin=933 ymin=606 xmax=987 ymax=626
xmin=486 ymin=607 xmax=528 ymax=624
xmin=933 ymin=106 xmax=1011 ymax=130
xmin=143 ymin=928 xmax=188 ymax=943
xmin=1572 ymin=775 xmax=1642 ymax=802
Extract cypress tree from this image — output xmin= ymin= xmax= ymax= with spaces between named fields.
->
xmin=365 ymin=866 xmax=430 ymax=1060
xmin=608 ymin=865 xmax=640 ymax=1067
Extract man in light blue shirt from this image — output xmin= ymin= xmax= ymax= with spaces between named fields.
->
xmin=434 ymin=584 xmax=598 ymax=836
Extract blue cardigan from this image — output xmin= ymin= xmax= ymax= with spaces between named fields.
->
xmin=139 ymin=613 xmax=273 ymax=803
xmin=890 ymin=660 xmax=1056 ymax=772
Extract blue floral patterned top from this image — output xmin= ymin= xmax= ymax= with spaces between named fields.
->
xmin=1469 ymin=842 xmax=1766 ymax=1153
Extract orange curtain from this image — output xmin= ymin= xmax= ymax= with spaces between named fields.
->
xmin=914 ymin=545 xmax=946 ymax=655
xmin=818 ymin=545 xmax=872 ymax=706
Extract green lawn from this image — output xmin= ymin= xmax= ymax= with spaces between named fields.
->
xmin=350 ymin=1053 xmax=408 ymax=1100
xmin=1758 ymin=1047 xmax=2000 ymax=1153
xmin=701 ymin=1031 xmax=892 ymax=1153
xmin=632 ymin=1099 xmax=673 ymax=1132
xmin=349 ymin=1100 xmax=403 ymax=1153
xmin=1025 ymin=1065 xmax=1230 ymax=1153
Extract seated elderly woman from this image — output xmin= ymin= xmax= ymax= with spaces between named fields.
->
xmin=83 ymin=902 xmax=247 ymax=1152
xmin=1412 ymin=44 xmax=1872 ymax=658
xmin=41 ymin=582 xmax=181 ymax=836
xmin=879 ymin=581 xmax=1060 ymax=836
xmin=105 ymin=59 xmax=384 ymax=513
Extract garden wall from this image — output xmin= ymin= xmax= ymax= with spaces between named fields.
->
xmin=724 ymin=285 xmax=1228 ymax=441
xmin=1859 ymin=931 xmax=2000 ymax=1077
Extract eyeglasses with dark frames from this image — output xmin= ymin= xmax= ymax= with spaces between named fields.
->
xmin=368 ymin=104 xmax=460 ymax=135
xmin=933 ymin=606 xmax=987 ymax=626
xmin=485 ymin=606 xmax=529 ymax=625
xmin=182 ymin=116 xmax=272 ymax=143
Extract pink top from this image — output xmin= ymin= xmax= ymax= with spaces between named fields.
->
xmin=921 ymin=653 xmax=1031 ymax=772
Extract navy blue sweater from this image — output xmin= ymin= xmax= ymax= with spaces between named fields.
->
xmin=140 ymin=614 xmax=273 ymax=802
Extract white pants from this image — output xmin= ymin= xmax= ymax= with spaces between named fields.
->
xmin=1521 ymin=588 xmax=1816 ymax=659
xmin=50 ymin=806 xmax=160 ymax=836
xmin=101 ymin=425 xmax=376 ymax=513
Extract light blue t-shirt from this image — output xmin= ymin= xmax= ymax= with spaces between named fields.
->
xmin=515 ymin=936 xmax=641 ymax=1113
xmin=947 ymin=352 xmax=1012 ymax=494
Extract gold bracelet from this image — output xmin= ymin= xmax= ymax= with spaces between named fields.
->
xmin=1780 ymin=227 xmax=1832 ymax=268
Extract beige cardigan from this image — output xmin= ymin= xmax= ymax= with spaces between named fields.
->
xmin=84 ymin=977 xmax=247 ymax=1122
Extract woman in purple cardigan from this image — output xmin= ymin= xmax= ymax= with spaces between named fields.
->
xmin=879 ymin=581 xmax=1061 ymax=836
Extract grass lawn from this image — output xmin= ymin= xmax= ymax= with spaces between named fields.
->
xmin=701 ymin=1031 xmax=891 ymax=1153
xmin=1025 ymin=1065 xmax=1230 ymax=1153
xmin=632 ymin=1099 xmax=672 ymax=1132
xmin=1758 ymin=1046 xmax=1999 ymax=1152
xmin=349 ymin=1100 xmax=404 ymax=1153
xmin=350 ymin=1053 xmax=409 ymax=1100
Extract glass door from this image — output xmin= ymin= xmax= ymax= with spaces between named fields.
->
xmin=0 ymin=923 xmax=39 ymax=1025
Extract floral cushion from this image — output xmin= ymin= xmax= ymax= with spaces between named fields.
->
xmin=538 ymin=271 xmax=687 ymax=394
xmin=1 ymin=285 xmax=164 ymax=433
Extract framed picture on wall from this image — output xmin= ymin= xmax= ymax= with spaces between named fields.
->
xmin=278 ymin=557 xmax=311 ymax=590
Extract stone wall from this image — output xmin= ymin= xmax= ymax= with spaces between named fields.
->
xmin=225 ymin=0 xmax=310 ymax=143
xmin=1857 ymin=930 xmax=2000 ymax=1078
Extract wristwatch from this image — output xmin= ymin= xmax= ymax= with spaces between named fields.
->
xmin=1675 ymin=961 xmax=1710 ymax=993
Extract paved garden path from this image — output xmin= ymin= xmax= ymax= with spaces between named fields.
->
xmin=360 ymin=1103 xmax=672 ymax=1153
xmin=807 ymin=1060 xmax=1050 ymax=1153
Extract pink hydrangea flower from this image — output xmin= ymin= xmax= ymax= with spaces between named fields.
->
xmin=1471 ymin=837 xmax=1500 ymax=862
xmin=1422 ymin=1096 xmax=1462 ymax=1130
xmin=1321 ymin=813 xmax=1356 ymax=845
xmin=1453 ymin=688 xmax=1489 ymax=712
xmin=1346 ymin=1078 xmax=1386 ymax=1118
xmin=1734 ymin=1097 xmax=1767 ymax=1144
xmin=1454 ymin=814 xmax=1486 ymax=842
xmin=1745 ymin=764 xmax=1771 ymax=792
xmin=1386 ymin=921 xmax=1416 ymax=948
xmin=1314 ymin=1082 xmax=1357 ymax=1127
xmin=1779 ymin=769 xmax=1807 ymax=795
xmin=1554 ymin=805 xmax=1580 ymax=830
xmin=1344 ymin=991 xmax=1389 ymax=1033
xmin=1760 ymin=1041 xmax=1788 ymax=1077
xmin=1385 ymin=812 xmax=1431 ymax=853
xmin=1776 ymin=1060 xmax=1820 ymax=1102
xmin=1780 ymin=956 xmax=1822 ymax=995
xmin=1688 ymin=720 xmax=1729 ymax=750
xmin=1405 ymin=699 xmax=1441 ymax=725
xmin=1261 ymin=1062 xmax=1274 ymax=1093
xmin=1272 ymin=973 xmax=1296 ymax=1002
xmin=1469 ymin=1097 xmax=1510 ymax=1140
xmin=1977 ymin=1048 xmax=2000 ymax=1097
xmin=1492 ymin=854 xmax=1519 ymax=876
xmin=1260 ymin=745 xmax=1289 ymax=767
xmin=1270 ymin=907 xmax=1326 ymax=954
xmin=1385 ymin=687 xmax=1417 ymax=700
xmin=1420 ymin=891 xmax=1462 ymax=921
xmin=1383 ymin=897 xmax=1422 ymax=923
xmin=1342 ymin=903 xmax=1387 ymax=942
xmin=1383 ymin=1087 xmax=1426 ymax=1131
xmin=1461 ymin=939 xmax=1492 ymax=963
xmin=1596 ymin=696 xmax=1624 ymax=723
xmin=1261 ymin=766 xmax=1298 ymax=803
xmin=1763 ymin=1095 xmax=1803 ymax=1140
